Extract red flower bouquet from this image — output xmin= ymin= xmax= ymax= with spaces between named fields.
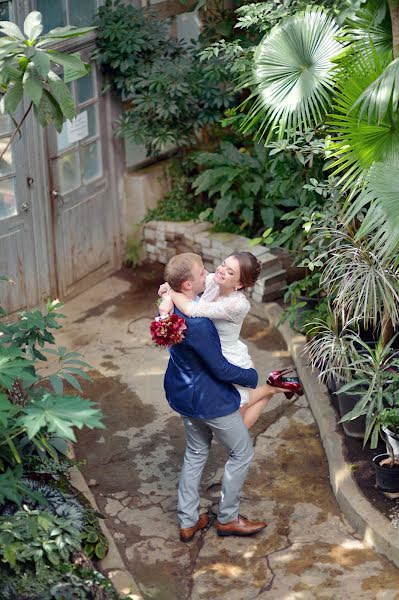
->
xmin=150 ymin=314 xmax=187 ymax=347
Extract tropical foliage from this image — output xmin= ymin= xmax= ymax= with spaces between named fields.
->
xmin=240 ymin=0 xmax=399 ymax=446
xmin=240 ymin=8 xmax=343 ymax=141
xmin=0 ymin=506 xmax=81 ymax=569
xmin=193 ymin=140 xmax=323 ymax=231
xmin=95 ymin=0 xmax=234 ymax=155
xmin=241 ymin=1 xmax=399 ymax=241
xmin=0 ymin=289 xmax=114 ymax=596
xmin=0 ymin=298 xmax=104 ymax=489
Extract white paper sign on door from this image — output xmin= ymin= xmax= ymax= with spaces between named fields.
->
xmin=67 ymin=111 xmax=89 ymax=144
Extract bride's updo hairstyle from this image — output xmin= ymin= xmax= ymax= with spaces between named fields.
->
xmin=230 ymin=252 xmax=262 ymax=290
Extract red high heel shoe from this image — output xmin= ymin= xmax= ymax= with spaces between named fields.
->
xmin=267 ymin=369 xmax=304 ymax=400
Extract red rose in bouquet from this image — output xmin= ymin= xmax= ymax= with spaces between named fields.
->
xmin=150 ymin=314 xmax=187 ymax=347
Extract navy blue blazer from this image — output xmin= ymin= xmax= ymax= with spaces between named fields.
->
xmin=164 ymin=308 xmax=258 ymax=419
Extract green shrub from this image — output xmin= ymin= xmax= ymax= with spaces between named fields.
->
xmin=193 ymin=140 xmax=322 ymax=233
xmin=95 ymin=0 xmax=234 ymax=155
xmin=1 ymin=564 xmax=123 ymax=599
xmin=144 ymin=183 xmax=202 ymax=223
xmin=0 ymin=294 xmax=104 ymax=509
xmin=0 ymin=506 xmax=81 ymax=570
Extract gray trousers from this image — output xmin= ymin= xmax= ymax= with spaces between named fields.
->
xmin=177 ymin=410 xmax=254 ymax=528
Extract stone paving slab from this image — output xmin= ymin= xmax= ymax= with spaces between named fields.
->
xmin=54 ymin=268 xmax=399 ymax=599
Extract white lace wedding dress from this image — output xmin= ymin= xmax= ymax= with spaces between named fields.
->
xmin=188 ymin=273 xmax=253 ymax=405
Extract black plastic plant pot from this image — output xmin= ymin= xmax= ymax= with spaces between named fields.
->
xmin=373 ymin=453 xmax=399 ymax=493
xmin=337 ymin=391 xmax=366 ymax=439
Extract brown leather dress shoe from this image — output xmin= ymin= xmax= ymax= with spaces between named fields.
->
xmin=216 ymin=514 xmax=267 ymax=537
xmin=180 ymin=513 xmax=210 ymax=542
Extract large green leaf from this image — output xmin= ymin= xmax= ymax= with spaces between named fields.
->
xmin=33 ymin=88 xmax=64 ymax=132
xmin=213 ymin=194 xmax=240 ymax=221
xmin=22 ymin=65 xmax=43 ymax=106
xmin=0 ymin=41 xmax=23 ymax=60
xmin=20 ymin=393 xmax=105 ymax=442
xmin=0 ymin=21 xmax=25 ymax=41
xmin=45 ymin=50 xmax=89 ymax=79
xmin=0 ymin=346 xmax=36 ymax=389
xmin=23 ymin=11 xmax=43 ymax=41
xmin=47 ymin=71 xmax=75 ymax=119
xmin=0 ymin=393 xmax=18 ymax=427
xmin=193 ymin=167 xmax=230 ymax=195
xmin=0 ymin=78 xmax=23 ymax=114
xmin=31 ymin=49 xmax=51 ymax=78
xmin=39 ymin=25 xmax=95 ymax=41
xmin=240 ymin=7 xmax=343 ymax=141
xmin=0 ymin=64 xmax=22 ymax=85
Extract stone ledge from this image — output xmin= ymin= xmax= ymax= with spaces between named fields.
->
xmin=251 ymin=301 xmax=399 ymax=569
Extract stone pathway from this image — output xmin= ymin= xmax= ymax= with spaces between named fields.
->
xmin=54 ymin=267 xmax=399 ymax=600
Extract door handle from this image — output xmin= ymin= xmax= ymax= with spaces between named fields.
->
xmin=21 ymin=202 xmax=30 ymax=212
xmin=51 ymin=189 xmax=64 ymax=204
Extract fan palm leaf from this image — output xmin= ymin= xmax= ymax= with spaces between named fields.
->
xmin=327 ymin=46 xmax=399 ymax=190
xmin=343 ymin=162 xmax=399 ymax=261
xmin=346 ymin=0 xmax=392 ymax=57
xmin=239 ymin=7 xmax=343 ymax=142
xmin=351 ymin=56 xmax=399 ymax=124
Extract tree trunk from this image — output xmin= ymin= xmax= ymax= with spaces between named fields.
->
xmin=381 ymin=311 xmax=394 ymax=348
xmin=389 ymin=0 xmax=399 ymax=58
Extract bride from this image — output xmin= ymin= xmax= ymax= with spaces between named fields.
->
xmin=158 ymin=251 xmax=294 ymax=429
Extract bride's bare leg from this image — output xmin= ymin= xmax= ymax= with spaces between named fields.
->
xmin=240 ymin=384 xmax=286 ymax=429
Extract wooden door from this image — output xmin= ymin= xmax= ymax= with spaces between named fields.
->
xmin=47 ymin=60 xmax=118 ymax=300
xmin=0 ymin=112 xmax=41 ymax=312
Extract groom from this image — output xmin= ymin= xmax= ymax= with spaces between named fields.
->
xmin=161 ymin=252 xmax=267 ymax=542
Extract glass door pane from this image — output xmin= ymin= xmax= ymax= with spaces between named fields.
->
xmin=37 ymin=0 xmax=67 ymax=32
xmin=52 ymin=61 xmax=102 ymax=192
xmin=69 ymin=0 xmax=97 ymax=27
xmin=81 ymin=142 xmax=102 ymax=183
xmin=0 ymin=1 xmax=10 ymax=21
xmin=0 ymin=178 xmax=16 ymax=220
xmin=56 ymin=151 xmax=80 ymax=194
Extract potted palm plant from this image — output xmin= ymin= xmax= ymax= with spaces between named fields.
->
xmin=335 ymin=337 xmax=399 ymax=445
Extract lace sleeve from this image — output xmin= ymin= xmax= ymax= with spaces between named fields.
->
xmin=189 ymin=292 xmax=250 ymax=324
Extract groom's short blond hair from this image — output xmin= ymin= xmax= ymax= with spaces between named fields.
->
xmin=165 ymin=253 xmax=202 ymax=292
